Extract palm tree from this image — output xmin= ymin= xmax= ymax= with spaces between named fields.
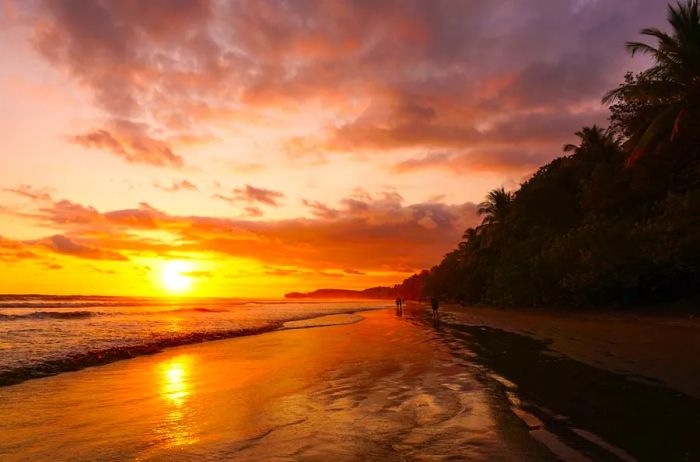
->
xmin=478 ymin=187 xmax=513 ymax=226
xmin=603 ymin=1 xmax=700 ymax=165
xmin=459 ymin=227 xmax=481 ymax=252
xmin=563 ymin=125 xmax=620 ymax=159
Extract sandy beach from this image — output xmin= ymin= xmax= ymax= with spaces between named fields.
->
xmin=0 ymin=309 xmax=553 ymax=461
xmin=1 ymin=306 xmax=698 ymax=461
xmin=441 ymin=305 xmax=700 ymax=399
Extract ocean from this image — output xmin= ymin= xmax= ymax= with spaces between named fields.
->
xmin=0 ymin=294 xmax=389 ymax=387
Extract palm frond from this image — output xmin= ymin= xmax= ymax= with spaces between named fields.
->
xmin=625 ymin=41 xmax=659 ymax=56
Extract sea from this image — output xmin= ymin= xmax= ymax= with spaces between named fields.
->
xmin=0 ymin=294 xmax=389 ymax=387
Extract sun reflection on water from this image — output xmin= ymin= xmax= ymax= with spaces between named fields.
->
xmin=157 ymin=355 xmax=198 ymax=446
xmin=162 ymin=358 xmax=190 ymax=404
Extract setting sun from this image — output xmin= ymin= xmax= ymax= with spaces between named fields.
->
xmin=160 ymin=261 xmax=193 ymax=294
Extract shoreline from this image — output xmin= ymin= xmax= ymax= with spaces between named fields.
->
xmin=0 ymin=306 xmax=385 ymax=389
xmin=0 ymin=308 xmax=558 ymax=461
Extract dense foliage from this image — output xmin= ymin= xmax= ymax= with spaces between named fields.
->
xmin=413 ymin=2 xmax=700 ymax=307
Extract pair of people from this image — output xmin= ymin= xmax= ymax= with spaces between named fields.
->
xmin=395 ymin=296 xmax=439 ymax=317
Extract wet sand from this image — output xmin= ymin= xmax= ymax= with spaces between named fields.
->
xmin=0 ymin=309 xmax=553 ymax=461
xmin=1 ymin=307 xmax=699 ymax=461
xmin=441 ymin=305 xmax=700 ymax=399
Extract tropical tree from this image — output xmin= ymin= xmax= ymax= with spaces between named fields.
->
xmin=478 ymin=187 xmax=513 ymax=226
xmin=401 ymin=2 xmax=700 ymax=309
xmin=603 ymin=0 xmax=700 ymax=165
xmin=459 ymin=227 xmax=480 ymax=251
xmin=563 ymin=125 xmax=620 ymax=160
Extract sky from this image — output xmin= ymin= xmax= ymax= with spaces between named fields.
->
xmin=0 ymin=0 xmax=666 ymax=297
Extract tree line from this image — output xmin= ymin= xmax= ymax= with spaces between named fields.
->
xmin=398 ymin=1 xmax=700 ymax=308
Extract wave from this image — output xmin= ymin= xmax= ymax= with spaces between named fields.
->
xmin=0 ymin=309 xmax=377 ymax=388
xmin=0 ymin=324 xmax=281 ymax=388
xmin=0 ymin=294 xmax=254 ymax=310
xmin=0 ymin=302 xmax=129 ymax=309
xmin=0 ymin=307 xmax=231 ymax=321
xmin=163 ymin=307 xmax=230 ymax=314
xmin=0 ymin=311 xmax=101 ymax=321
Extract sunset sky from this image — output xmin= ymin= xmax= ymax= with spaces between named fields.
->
xmin=0 ymin=0 xmax=665 ymax=297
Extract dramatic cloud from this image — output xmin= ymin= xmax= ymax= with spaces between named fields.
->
xmin=15 ymin=192 xmax=479 ymax=273
xmin=25 ymin=0 xmax=664 ymax=172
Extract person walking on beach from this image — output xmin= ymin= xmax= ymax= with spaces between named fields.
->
xmin=431 ymin=297 xmax=439 ymax=318
xmin=395 ymin=297 xmax=402 ymax=314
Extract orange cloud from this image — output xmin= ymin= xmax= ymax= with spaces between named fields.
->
xmin=26 ymin=0 xmax=660 ymax=173
xmin=0 ymin=236 xmax=38 ymax=262
xmin=36 ymin=235 xmax=127 ymax=261
xmin=393 ymin=149 xmax=549 ymax=175
xmin=11 ymin=190 xmax=479 ymax=273
xmin=243 ymin=206 xmax=264 ymax=218
xmin=3 ymin=185 xmax=53 ymax=202
xmin=70 ymin=120 xmax=183 ymax=167
xmin=154 ymin=180 xmax=199 ymax=192
xmin=214 ymin=185 xmax=285 ymax=207
xmin=301 ymin=200 xmax=340 ymax=220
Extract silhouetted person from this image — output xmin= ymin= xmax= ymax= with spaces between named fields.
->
xmin=395 ymin=297 xmax=402 ymax=315
xmin=431 ymin=297 xmax=439 ymax=318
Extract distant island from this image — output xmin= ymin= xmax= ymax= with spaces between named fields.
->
xmin=286 ymin=272 xmax=427 ymax=300
xmin=285 ymin=287 xmax=396 ymax=300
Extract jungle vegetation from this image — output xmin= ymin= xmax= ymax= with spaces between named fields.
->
xmin=411 ymin=1 xmax=700 ymax=307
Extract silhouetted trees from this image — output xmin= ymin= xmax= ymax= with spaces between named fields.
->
xmin=477 ymin=188 xmax=514 ymax=226
xmin=412 ymin=1 xmax=700 ymax=308
xmin=605 ymin=1 xmax=700 ymax=165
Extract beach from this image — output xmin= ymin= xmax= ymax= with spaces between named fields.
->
xmin=1 ymin=305 xmax=699 ymax=461
xmin=0 ymin=308 xmax=551 ymax=461
xmin=441 ymin=305 xmax=700 ymax=400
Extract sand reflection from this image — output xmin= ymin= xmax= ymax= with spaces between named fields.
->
xmin=156 ymin=354 xmax=198 ymax=447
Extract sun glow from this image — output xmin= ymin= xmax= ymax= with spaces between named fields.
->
xmin=160 ymin=261 xmax=194 ymax=294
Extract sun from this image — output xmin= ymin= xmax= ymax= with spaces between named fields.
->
xmin=160 ymin=261 xmax=193 ymax=294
